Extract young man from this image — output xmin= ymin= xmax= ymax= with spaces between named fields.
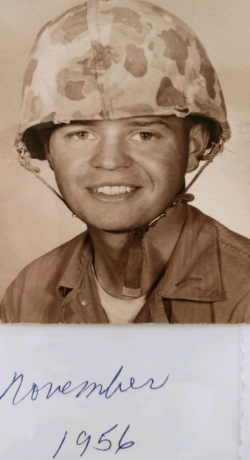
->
xmin=1 ymin=0 xmax=250 ymax=324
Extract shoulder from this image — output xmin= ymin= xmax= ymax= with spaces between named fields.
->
xmin=14 ymin=231 xmax=89 ymax=284
xmin=0 ymin=232 xmax=89 ymax=322
xmin=186 ymin=207 xmax=250 ymax=322
xmin=26 ymin=231 xmax=88 ymax=271
xmin=189 ymin=205 xmax=250 ymax=259
xmin=212 ymin=218 xmax=250 ymax=262
xmin=211 ymin=218 xmax=250 ymax=322
xmin=188 ymin=205 xmax=250 ymax=287
xmin=212 ymin=218 xmax=250 ymax=302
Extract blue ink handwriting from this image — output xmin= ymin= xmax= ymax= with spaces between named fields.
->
xmin=0 ymin=366 xmax=169 ymax=406
xmin=53 ymin=423 xmax=134 ymax=458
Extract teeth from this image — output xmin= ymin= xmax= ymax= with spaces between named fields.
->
xmin=94 ymin=186 xmax=135 ymax=195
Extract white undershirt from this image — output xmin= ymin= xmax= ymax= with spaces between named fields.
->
xmin=92 ymin=267 xmax=147 ymax=324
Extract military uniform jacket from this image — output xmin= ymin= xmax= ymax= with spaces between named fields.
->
xmin=1 ymin=205 xmax=250 ymax=324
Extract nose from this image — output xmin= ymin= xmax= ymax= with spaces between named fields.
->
xmin=91 ymin=136 xmax=132 ymax=170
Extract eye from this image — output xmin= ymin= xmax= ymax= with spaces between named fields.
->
xmin=131 ymin=132 xmax=157 ymax=142
xmin=68 ymin=131 xmax=96 ymax=140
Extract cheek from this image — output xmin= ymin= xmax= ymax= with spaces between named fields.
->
xmin=49 ymin=142 xmax=85 ymax=181
xmin=145 ymin=154 xmax=187 ymax=191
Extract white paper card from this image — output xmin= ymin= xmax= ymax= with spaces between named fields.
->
xmin=240 ymin=326 xmax=250 ymax=460
xmin=0 ymin=324 xmax=248 ymax=459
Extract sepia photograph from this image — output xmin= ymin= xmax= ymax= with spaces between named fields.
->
xmin=0 ymin=0 xmax=250 ymax=324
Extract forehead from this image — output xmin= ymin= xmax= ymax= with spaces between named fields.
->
xmin=57 ymin=115 xmax=186 ymax=129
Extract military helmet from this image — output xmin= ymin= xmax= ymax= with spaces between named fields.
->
xmin=17 ymin=0 xmax=231 ymax=160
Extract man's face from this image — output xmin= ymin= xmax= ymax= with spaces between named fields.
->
xmin=47 ymin=116 xmax=191 ymax=231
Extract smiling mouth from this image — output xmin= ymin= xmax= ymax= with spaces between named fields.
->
xmin=93 ymin=186 xmax=136 ymax=195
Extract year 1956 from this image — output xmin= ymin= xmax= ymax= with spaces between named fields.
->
xmin=53 ymin=423 xmax=135 ymax=458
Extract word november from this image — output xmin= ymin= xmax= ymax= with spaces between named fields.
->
xmin=0 ymin=365 xmax=169 ymax=406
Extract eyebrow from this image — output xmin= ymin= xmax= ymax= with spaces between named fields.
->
xmin=126 ymin=119 xmax=171 ymax=128
xmin=63 ymin=119 xmax=172 ymax=133
xmin=68 ymin=120 xmax=96 ymax=126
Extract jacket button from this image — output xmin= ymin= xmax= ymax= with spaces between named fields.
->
xmin=81 ymin=299 xmax=88 ymax=306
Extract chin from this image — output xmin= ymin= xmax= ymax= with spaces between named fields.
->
xmin=96 ymin=223 xmax=134 ymax=233
xmin=78 ymin=206 xmax=156 ymax=232
xmin=84 ymin=217 xmax=141 ymax=233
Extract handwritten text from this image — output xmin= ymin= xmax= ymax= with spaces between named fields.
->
xmin=0 ymin=366 xmax=169 ymax=406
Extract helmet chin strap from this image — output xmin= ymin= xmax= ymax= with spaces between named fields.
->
xmin=121 ymin=191 xmax=195 ymax=298
xmin=17 ymin=139 xmax=224 ymax=298
xmin=17 ymin=142 xmax=71 ymax=210
xmin=121 ymin=140 xmax=225 ymax=297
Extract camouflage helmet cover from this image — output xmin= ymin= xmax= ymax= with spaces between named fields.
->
xmin=18 ymin=0 xmax=231 ymax=159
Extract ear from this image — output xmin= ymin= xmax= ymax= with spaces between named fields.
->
xmin=39 ymin=131 xmax=54 ymax=170
xmin=186 ymin=123 xmax=210 ymax=173
xmin=45 ymin=150 xmax=54 ymax=171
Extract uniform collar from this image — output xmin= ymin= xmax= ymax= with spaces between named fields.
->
xmin=57 ymin=233 xmax=93 ymax=293
xmin=58 ymin=205 xmax=225 ymax=303
xmin=159 ymin=205 xmax=225 ymax=302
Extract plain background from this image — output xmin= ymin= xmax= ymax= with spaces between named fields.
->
xmin=1 ymin=0 xmax=250 ymax=299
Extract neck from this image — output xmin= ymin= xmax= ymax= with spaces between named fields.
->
xmin=89 ymin=203 xmax=187 ymax=299
xmin=89 ymin=227 xmax=131 ymax=263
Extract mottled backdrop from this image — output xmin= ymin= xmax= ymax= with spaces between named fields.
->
xmin=1 ymin=0 xmax=250 ymax=299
